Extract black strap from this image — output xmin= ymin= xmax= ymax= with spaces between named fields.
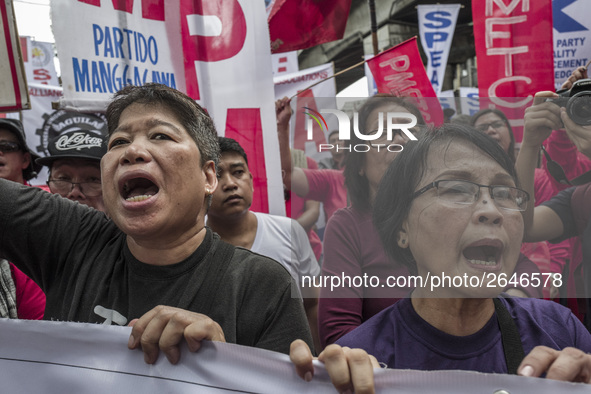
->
xmin=177 ymin=237 xmax=235 ymax=316
xmin=541 ymin=145 xmax=591 ymax=186
xmin=571 ymin=171 xmax=591 ymax=186
xmin=493 ymin=297 xmax=525 ymax=374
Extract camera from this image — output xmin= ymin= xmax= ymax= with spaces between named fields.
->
xmin=547 ymin=79 xmax=591 ymax=126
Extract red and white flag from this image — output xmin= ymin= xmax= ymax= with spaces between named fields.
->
xmin=366 ymin=37 xmax=444 ymax=126
xmin=268 ymin=0 xmax=352 ymax=54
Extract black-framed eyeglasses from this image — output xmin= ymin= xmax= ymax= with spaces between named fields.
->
xmin=475 ymin=121 xmax=506 ymax=133
xmin=0 ymin=141 xmax=22 ymax=153
xmin=412 ymin=180 xmax=530 ymax=211
xmin=47 ymin=179 xmax=102 ymax=197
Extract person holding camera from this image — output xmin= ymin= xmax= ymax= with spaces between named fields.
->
xmin=517 ymin=66 xmax=591 ymax=302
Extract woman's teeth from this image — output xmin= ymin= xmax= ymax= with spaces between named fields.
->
xmin=126 ymin=195 xmax=151 ymax=202
xmin=468 ymin=257 xmax=496 ymax=266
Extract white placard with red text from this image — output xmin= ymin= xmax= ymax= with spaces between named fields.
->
xmin=272 ymin=51 xmax=299 ymax=76
xmin=20 ymin=36 xmax=59 ymax=87
xmin=274 ymin=63 xmax=337 ymax=161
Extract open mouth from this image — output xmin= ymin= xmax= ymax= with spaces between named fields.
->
xmin=462 ymin=242 xmax=502 ymax=267
xmin=121 ymin=177 xmax=159 ymax=202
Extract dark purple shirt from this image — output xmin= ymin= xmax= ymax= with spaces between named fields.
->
xmin=336 ymin=296 xmax=591 ymax=373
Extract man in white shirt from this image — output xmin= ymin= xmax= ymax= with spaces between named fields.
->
xmin=207 ymin=137 xmax=321 ymax=351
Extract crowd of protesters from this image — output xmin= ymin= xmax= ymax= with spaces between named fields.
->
xmin=2 ymin=68 xmax=591 ymax=392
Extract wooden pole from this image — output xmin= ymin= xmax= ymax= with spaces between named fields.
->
xmin=369 ymin=0 xmax=379 ymax=56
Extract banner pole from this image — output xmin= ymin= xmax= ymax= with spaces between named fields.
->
xmin=368 ymin=0 xmax=379 ymax=56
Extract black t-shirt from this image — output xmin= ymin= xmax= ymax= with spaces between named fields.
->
xmin=0 ymin=179 xmax=312 ymax=354
xmin=542 ymin=185 xmax=591 ymax=298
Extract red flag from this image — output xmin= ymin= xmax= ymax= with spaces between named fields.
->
xmin=268 ymin=0 xmax=352 ymax=54
xmin=366 ymin=37 xmax=444 ymax=126
xmin=224 ymin=108 xmax=269 ymax=213
xmin=472 ymin=0 xmax=554 ymax=142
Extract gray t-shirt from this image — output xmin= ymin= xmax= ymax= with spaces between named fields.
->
xmin=0 ymin=179 xmax=313 ymax=354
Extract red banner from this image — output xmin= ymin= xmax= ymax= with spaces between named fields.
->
xmin=366 ymin=37 xmax=444 ymax=126
xmin=224 ymin=108 xmax=269 ymax=213
xmin=268 ymin=0 xmax=352 ymax=54
xmin=472 ymin=0 xmax=554 ymax=142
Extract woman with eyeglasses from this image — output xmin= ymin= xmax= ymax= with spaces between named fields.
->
xmin=290 ymin=124 xmax=591 ymax=392
xmin=318 ymin=96 xmax=541 ymax=350
xmin=472 ymin=108 xmax=517 ymax=162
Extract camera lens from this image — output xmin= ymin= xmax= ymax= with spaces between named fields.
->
xmin=567 ymin=92 xmax=591 ymax=126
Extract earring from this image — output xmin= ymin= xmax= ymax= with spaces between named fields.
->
xmin=398 ymin=237 xmax=408 ymax=248
xmin=205 ymin=188 xmax=211 ymax=195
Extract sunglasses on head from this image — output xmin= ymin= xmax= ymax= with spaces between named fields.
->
xmin=0 ymin=141 xmax=21 ymax=153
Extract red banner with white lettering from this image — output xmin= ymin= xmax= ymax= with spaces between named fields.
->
xmin=472 ymin=0 xmax=554 ymax=142
xmin=366 ymin=37 xmax=444 ymax=126
xmin=268 ymin=0 xmax=352 ymax=54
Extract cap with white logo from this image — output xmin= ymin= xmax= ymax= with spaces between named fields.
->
xmin=36 ymin=113 xmax=108 ymax=167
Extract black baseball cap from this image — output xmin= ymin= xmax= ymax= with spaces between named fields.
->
xmin=0 ymin=118 xmax=42 ymax=179
xmin=36 ymin=130 xmax=107 ymax=166
xmin=36 ymin=112 xmax=108 ymax=167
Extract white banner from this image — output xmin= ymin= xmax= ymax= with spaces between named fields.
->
xmin=25 ymin=83 xmax=63 ymax=185
xmin=417 ymin=4 xmax=461 ymax=96
xmin=0 ymin=0 xmax=29 ymax=111
xmin=50 ymin=0 xmax=184 ymax=111
xmin=274 ymin=63 xmax=337 ymax=161
xmin=0 ymin=319 xmax=587 ymax=393
xmin=552 ymin=0 xmax=591 ymax=89
xmin=439 ymin=89 xmax=457 ymax=115
xmin=364 ymin=55 xmax=378 ymax=97
xmin=20 ymin=36 xmax=59 ymax=86
xmin=459 ymin=86 xmax=480 ymax=116
xmin=50 ymin=0 xmax=283 ymax=215
xmin=272 ymin=51 xmax=299 ymax=76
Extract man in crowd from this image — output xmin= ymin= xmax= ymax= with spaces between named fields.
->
xmin=207 ymin=136 xmax=321 ymax=350
xmin=0 ymin=84 xmax=313 ymax=364
xmin=0 ymin=118 xmax=41 ymax=185
xmin=36 ymin=113 xmax=108 ymax=212
xmin=0 ymin=118 xmax=45 ymax=320
xmin=318 ymin=130 xmax=346 ymax=170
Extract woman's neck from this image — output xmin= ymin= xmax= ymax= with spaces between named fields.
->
xmin=410 ymin=296 xmax=495 ymax=336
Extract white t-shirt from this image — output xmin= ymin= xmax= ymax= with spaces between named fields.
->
xmin=251 ymin=212 xmax=320 ymax=291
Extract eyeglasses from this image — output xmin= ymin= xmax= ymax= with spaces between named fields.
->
xmin=412 ymin=180 xmax=530 ymax=211
xmin=475 ymin=121 xmax=506 ymax=132
xmin=47 ymin=179 xmax=102 ymax=197
xmin=0 ymin=141 xmax=22 ymax=153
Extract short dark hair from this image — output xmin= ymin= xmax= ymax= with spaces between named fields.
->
xmin=471 ymin=108 xmax=516 ymax=163
xmin=344 ymin=95 xmax=425 ymax=212
xmin=106 ymin=83 xmax=220 ymax=168
xmin=218 ymin=136 xmax=248 ymax=165
xmin=372 ymin=123 xmax=518 ymax=275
